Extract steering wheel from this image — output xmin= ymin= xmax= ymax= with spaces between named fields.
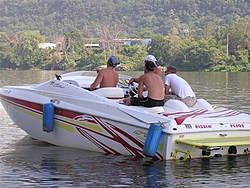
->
xmin=118 ymin=77 xmax=130 ymax=87
xmin=129 ymin=82 xmax=138 ymax=97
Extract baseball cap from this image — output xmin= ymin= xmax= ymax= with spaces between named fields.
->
xmin=108 ymin=56 xmax=120 ymax=67
xmin=145 ymin=55 xmax=157 ymax=66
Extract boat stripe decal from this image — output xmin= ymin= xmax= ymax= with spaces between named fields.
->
xmin=77 ymin=127 xmax=121 ymax=154
xmin=1 ymin=95 xmax=163 ymax=159
xmin=160 ymin=105 xmax=244 ymax=125
xmin=77 ymin=122 xmax=146 ymax=157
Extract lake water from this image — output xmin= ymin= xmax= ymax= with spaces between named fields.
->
xmin=0 ymin=70 xmax=249 ymax=187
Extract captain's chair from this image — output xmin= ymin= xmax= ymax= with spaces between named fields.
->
xmin=92 ymin=87 xmax=124 ymax=100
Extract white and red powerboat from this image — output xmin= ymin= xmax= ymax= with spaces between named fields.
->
xmin=0 ymin=71 xmax=249 ymax=160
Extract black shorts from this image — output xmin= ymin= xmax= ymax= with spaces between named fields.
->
xmin=130 ymin=97 xmax=164 ymax=107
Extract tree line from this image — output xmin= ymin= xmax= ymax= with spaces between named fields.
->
xmin=0 ymin=0 xmax=249 ymax=71
xmin=0 ymin=17 xmax=249 ymax=72
xmin=0 ymin=0 xmax=249 ymax=39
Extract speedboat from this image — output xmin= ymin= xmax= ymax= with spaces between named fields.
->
xmin=0 ymin=71 xmax=249 ymax=160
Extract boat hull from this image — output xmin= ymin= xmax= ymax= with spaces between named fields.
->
xmin=0 ymin=95 xmax=167 ymax=160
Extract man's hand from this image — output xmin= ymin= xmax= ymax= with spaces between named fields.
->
xmin=128 ymin=77 xmax=138 ymax=85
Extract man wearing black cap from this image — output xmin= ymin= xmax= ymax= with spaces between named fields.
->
xmin=90 ymin=56 xmax=120 ymax=91
xmin=124 ymin=61 xmax=165 ymax=107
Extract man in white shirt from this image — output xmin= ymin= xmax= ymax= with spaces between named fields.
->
xmin=164 ymin=66 xmax=197 ymax=107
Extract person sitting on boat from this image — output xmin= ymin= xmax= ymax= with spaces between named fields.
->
xmin=164 ymin=66 xmax=197 ymax=107
xmin=124 ymin=61 xmax=165 ymax=107
xmin=90 ymin=56 xmax=120 ymax=91
xmin=128 ymin=55 xmax=162 ymax=85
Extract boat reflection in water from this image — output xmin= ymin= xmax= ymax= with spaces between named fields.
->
xmin=1 ymin=132 xmax=249 ymax=187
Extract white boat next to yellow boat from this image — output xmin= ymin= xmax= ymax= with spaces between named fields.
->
xmin=0 ymin=71 xmax=249 ymax=161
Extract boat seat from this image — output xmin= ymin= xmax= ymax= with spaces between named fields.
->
xmin=164 ymin=98 xmax=213 ymax=111
xmin=191 ymin=99 xmax=213 ymax=110
xmin=92 ymin=87 xmax=124 ymax=99
xmin=164 ymin=99 xmax=190 ymax=112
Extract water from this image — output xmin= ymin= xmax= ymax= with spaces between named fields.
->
xmin=0 ymin=70 xmax=250 ymax=187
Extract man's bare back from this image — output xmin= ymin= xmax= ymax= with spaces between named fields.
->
xmin=90 ymin=56 xmax=120 ymax=91
xmin=98 ymin=68 xmax=119 ymax=88
xmin=125 ymin=61 xmax=164 ymax=107
xmin=138 ymin=72 xmax=164 ymax=100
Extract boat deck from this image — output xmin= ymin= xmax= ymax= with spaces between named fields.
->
xmin=174 ymin=136 xmax=250 ymax=161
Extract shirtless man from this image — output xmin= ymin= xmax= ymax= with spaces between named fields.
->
xmin=125 ymin=61 xmax=164 ymax=107
xmin=90 ymin=56 xmax=120 ymax=91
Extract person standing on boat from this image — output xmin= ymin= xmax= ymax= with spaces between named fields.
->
xmin=124 ymin=61 xmax=165 ymax=107
xmin=90 ymin=56 xmax=120 ymax=91
xmin=164 ymin=66 xmax=197 ymax=107
xmin=128 ymin=55 xmax=162 ymax=85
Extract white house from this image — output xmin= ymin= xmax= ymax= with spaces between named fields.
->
xmin=39 ymin=43 xmax=57 ymax=49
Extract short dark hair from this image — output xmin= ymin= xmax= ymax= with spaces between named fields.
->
xmin=166 ymin=66 xmax=177 ymax=74
xmin=145 ymin=61 xmax=156 ymax=71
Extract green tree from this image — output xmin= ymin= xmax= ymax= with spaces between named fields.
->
xmin=148 ymin=35 xmax=171 ymax=67
xmin=10 ymin=30 xmax=45 ymax=69
xmin=173 ymin=38 xmax=226 ymax=71
xmin=120 ymin=44 xmax=147 ymax=70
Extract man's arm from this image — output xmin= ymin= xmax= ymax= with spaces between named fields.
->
xmin=165 ymin=84 xmax=171 ymax=95
xmin=128 ymin=77 xmax=139 ymax=85
xmin=138 ymin=76 xmax=144 ymax=98
xmin=90 ymin=71 xmax=103 ymax=91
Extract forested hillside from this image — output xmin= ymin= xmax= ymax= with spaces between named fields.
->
xmin=0 ymin=0 xmax=249 ymax=71
xmin=0 ymin=0 xmax=249 ymax=38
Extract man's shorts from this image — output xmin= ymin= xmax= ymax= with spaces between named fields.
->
xmin=130 ymin=97 xmax=164 ymax=107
